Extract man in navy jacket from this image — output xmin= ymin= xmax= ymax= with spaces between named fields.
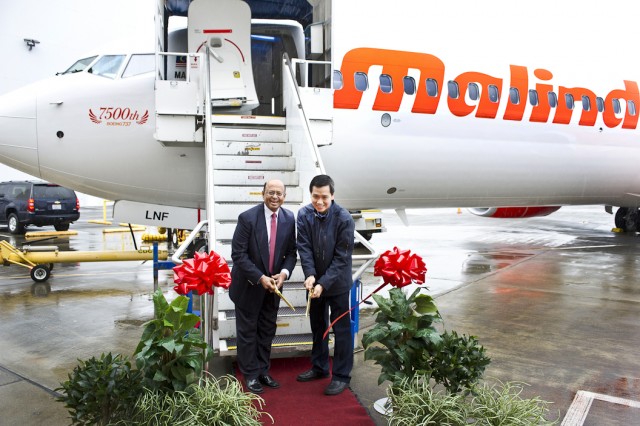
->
xmin=296 ymin=174 xmax=355 ymax=396
xmin=230 ymin=180 xmax=297 ymax=394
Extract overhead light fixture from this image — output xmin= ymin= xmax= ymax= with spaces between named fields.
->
xmin=24 ymin=38 xmax=40 ymax=51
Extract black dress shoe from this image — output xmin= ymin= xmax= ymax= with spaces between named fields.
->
xmin=296 ymin=369 xmax=330 ymax=382
xmin=324 ymin=380 xmax=348 ymax=396
xmin=258 ymin=374 xmax=280 ymax=388
xmin=246 ymin=378 xmax=264 ymax=394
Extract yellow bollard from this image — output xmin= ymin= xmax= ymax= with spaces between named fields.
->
xmin=88 ymin=200 xmax=113 ymax=225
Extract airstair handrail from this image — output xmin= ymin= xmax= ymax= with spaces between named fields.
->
xmin=352 ymin=232 xmax=378 ymax=282
xmin=170 ymin=219 xmax=209 ymax=265
xmin=282 ymin=52 xmax=326 ymax=173
xmin=282 ymin=53 xmax=378 ymax=280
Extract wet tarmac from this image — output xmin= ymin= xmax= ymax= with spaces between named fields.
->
xmin=1 ymin=206 xmax=640 ymax=425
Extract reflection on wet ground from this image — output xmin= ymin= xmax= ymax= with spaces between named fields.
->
xmin=461 ymin=251 xmax=533 ymax=274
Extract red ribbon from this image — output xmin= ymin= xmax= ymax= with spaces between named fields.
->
xmin=173 ymin=250 xmax=231 ymax=295
xmin=373 ymin=246 xmax=427 ymax=287
xmin=321 ymin=247 xmax=427 ymax=339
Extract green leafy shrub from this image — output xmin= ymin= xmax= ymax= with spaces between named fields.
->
xmin=430 ymin=330 xmax=491 ymax=394
xmin=362 ymin=287 xmax=489 ymax=393
xmin=134 ymin=289 xmax=211 ymax=392
xmin=55 ymin=352 xmax=142 ymax=426
xmin=121 ymin=374 xmax=270 ymax=426
xmin=362 ymin=287 xmax=442 ymax=387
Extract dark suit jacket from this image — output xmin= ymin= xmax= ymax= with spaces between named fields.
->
xmin=229 ymin=203 xmax=297 ymax=311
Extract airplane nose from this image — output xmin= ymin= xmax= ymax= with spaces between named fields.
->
xmin=0 ymin=83 xmax=41 ymax=177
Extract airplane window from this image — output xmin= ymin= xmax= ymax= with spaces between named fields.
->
xmin=379 ymin=74 xmax=393 ymax=93
xmin=122 ymin=54 xmax=154 ymax=78
xmin=426 ymin=78 xmax=438 ymax=97
xmin=547 ymin=92 xmax=558 ymax=108
xmin=509 ymin=88 xmax=520 ymax=104
xmin=61 ymin=56 xmax=98 ymax=74
xmin=581 ymin=96 xmax=591 ymax=112
xmin=403 ymin=76 xmax=416 ymax=95
xmin=612 ymin=98 xmax=621 ymax=114
xmin=447 ymin=81 xmax=459 ymax=99
xmin=333 ymin=70 xmax=344 ymax=90
xmin=89 ymin=55 xmax=126 ymax=79
xmin=565 ymin=94 xmax=574 ymax=110
xmin=354 ymin=72 xmax=368 ymax=91
xmin=488 ymin=85 xmax=499 ymax=103
xmin=529 ymin=89 xmax=539 ymax=106
xmin=468 ymin=83 xmax=479 ymax=101
xmin=596 ymin=97 xmax=604 ymax=112
xmin=628 ymin=100 xmax=636 ymax=116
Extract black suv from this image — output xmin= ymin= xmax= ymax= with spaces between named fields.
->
xmin=0 ymin=181 xmax=80 ymax=234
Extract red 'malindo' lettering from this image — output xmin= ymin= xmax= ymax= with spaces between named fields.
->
xmin=335 ymin=48 xmax=639 ymax=130
xmin=447 ymin=71 xmax=503 ymax=119
xmin=530 ymin=69 xmax=554 ymax=123
xmin=604 ymin=81 xmax=639 ymax=129
xmin=334 ymin=48 xmax=444 ymax=114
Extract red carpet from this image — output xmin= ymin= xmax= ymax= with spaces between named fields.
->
xmin=235 ymin=357 xmax=375 ymax=425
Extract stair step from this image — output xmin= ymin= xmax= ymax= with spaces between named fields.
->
xmin=219 ymin=307 xmax=311 ymax=338
xmin=218 ymin=285 xmax=308 ymax=311
xmin=213 ymin=127 xmax=288 ymax=143
xmin=214 ymin=186 xmax=303 ymax=204
xmin=212 ymin=171 xmax=299 ymax=187
xmin=212 ymin=141 xmax=292 ymax=156
xmin=213 ymin=203 xmax=302 ymax=221
xmin=212 ymin=114 xmax=285 ymax=126
xmin=221 ymin=333 xmax=315 ymax=353
xmin=212 ymin=156 xmax=296 ymax=171
xmin=211 ymin=242 xmax=231 ymax=261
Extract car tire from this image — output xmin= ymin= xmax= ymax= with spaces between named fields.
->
xmin=54 ymin=223 xmax=70 ymax=232
xmin=8 ymin=213 xmax=24 ymax=234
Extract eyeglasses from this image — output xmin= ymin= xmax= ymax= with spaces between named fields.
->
xmin=266 ymin=191 xmax=285 ymax=197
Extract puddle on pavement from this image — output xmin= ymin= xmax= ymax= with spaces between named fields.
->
xmin=461 ymin=251 xmax=533 ymax=275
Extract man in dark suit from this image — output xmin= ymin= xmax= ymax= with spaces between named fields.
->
xmin=296 ymin=174 xmax=355 ymax=396
xmin=229 ymin=179 xmax=297 ymax=394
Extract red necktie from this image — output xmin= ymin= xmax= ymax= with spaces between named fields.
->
xmin=269 ymin=212 xmax=277 ymax=274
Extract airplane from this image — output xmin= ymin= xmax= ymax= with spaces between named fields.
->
xmin=1 ymin=0 xmax=639 ymax=247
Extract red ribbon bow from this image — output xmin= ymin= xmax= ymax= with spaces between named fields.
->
xmin=173 ymin=250 xmax=231 ymax=295
xmin=373 ymin=246 xmax=427 ymax=288
xmin=322 ymin=247 xmax=426 ymax=339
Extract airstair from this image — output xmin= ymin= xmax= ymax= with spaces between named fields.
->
xmin=153 ymin=0 xmax=377 ymax=356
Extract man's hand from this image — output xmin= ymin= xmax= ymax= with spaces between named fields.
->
xmin=304 ymin=275 xmax=316 ymax=291
xmin=271 ymin=272 xmax=286 ymax=290
xmin=259 ymin=275 xmax=276 ymax=292
xmin=310 ymin=284 xmax=323 ymax=299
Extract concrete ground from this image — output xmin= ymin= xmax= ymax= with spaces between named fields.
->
xmin=1 ymin=206 xmax=640 ymax=425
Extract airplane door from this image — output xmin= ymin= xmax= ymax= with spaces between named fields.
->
xmin=187 ymin=0 xmax=258 ymax=112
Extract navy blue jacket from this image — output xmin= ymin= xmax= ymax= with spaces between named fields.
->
xmin=229 ymin=203 xmax=297 ymax=310
xmin=297 ymin=201 xmax=355 ymax=297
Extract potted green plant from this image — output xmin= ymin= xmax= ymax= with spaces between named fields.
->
xmin=360 ymin=247 xmax=490 ymax=415
xmin=133 ymin=289 xmax=211 ymax=392
xmin=363 ymin=288 xmax=490 ymax=382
